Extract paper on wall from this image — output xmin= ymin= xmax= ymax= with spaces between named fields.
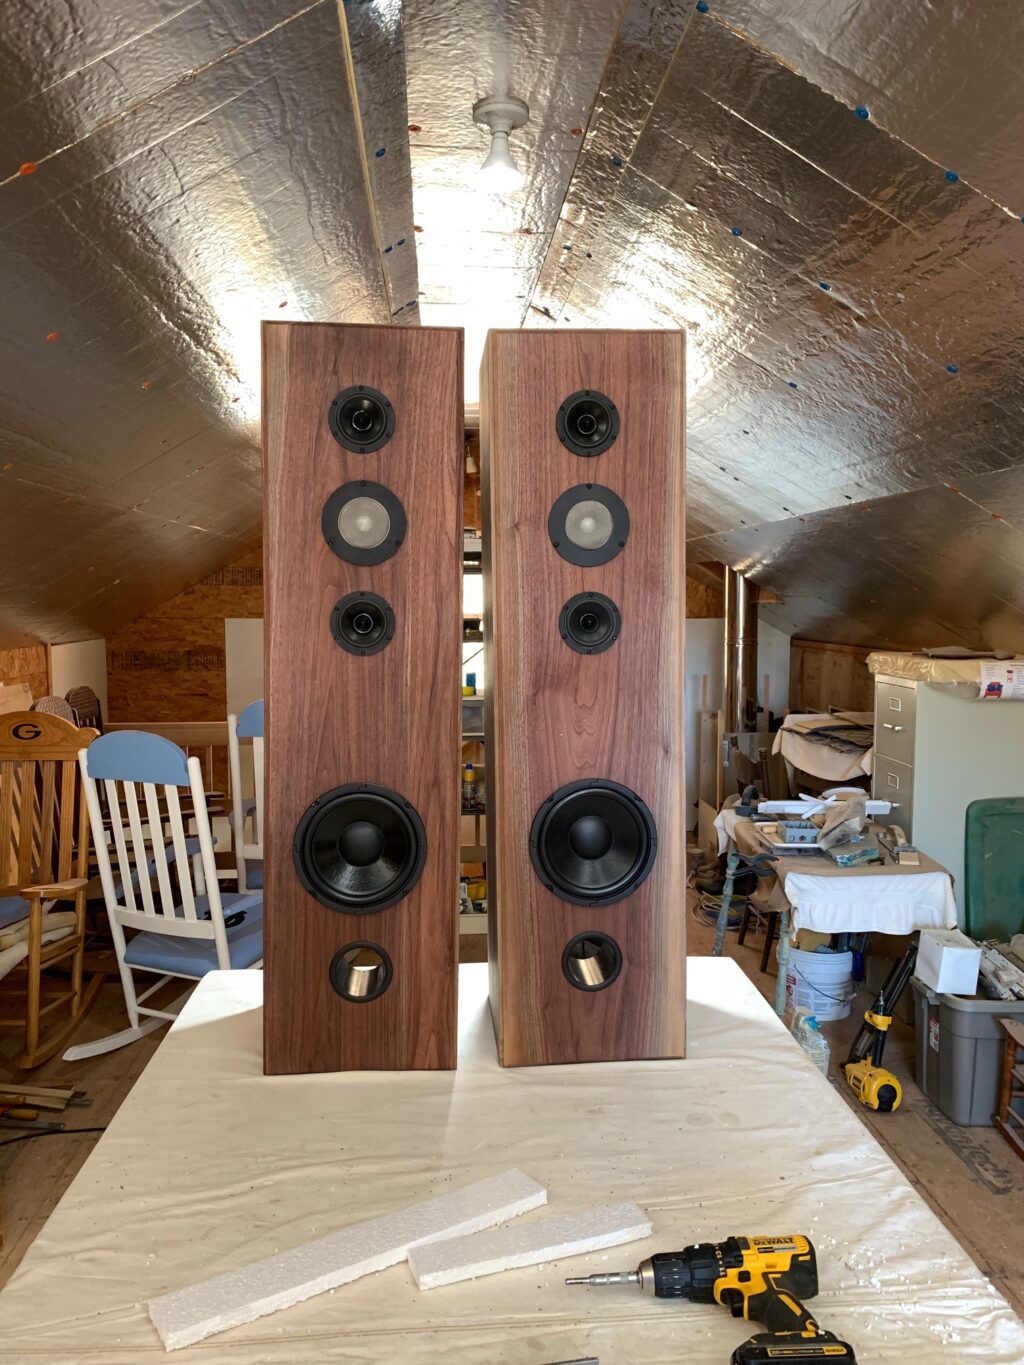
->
xmin=978 ymin=661 xmax=1024 ymax=701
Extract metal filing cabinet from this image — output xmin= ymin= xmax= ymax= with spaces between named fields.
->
xmin=872 ymin=674 xmax=1024 ymax=920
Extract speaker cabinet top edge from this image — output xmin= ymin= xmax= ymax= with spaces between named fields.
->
xmin=482 ymin=327 xmax=686 ymax=340
xmin=261 ymin=320 xmax=465 ymax=339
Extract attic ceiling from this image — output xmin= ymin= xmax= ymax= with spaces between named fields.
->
xmin=1 ymin=0 xmax=1023 ymax=654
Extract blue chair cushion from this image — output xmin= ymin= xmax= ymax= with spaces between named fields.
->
xmin=123 ymin=893 xmax=263 ymax=977
xmin=243 ymin=860 xmax=263 ymax=890
xmin=0 ymin=896 xmax=29 ymax=930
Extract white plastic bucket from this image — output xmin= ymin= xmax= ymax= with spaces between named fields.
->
xmin=786 ymin=948 xmax=854 ymax=1022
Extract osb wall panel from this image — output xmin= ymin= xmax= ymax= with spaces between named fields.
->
xmin=107 ymin=546 xmax=263 ymax=722
xmin=789 ymin=639 xmax=875 ymax=713
xmin=0 ymin=644 xmax=49 ymax=700
xmin=686 ymin=574 xmax=724 ymax=618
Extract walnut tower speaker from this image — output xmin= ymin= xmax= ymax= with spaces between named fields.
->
xmin=481 ymin=329 xmax=686 ymax=1067
xmin=262 ymin=322 xmax=463 ymax=1074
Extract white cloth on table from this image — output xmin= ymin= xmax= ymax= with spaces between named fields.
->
xmin=781 ymin=866 xmax=958 ymax=935
xmin=713 ymin=803 xmax=746 ymax=853
xmin=773 ymin=712 xmax=874 ymax=780
xmin=1 ymin=965 xmax=1022 ymax=1363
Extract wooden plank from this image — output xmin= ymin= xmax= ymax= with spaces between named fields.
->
xmin=482 ymin=329 xmax=685 ymax=1066
xmin=262 ymin=322 xmax=462 ymax=1073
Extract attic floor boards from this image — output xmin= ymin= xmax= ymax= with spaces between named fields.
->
xmin=1 ymin=923 xmax=1021 ymax=1325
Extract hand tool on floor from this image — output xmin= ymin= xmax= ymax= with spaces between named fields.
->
xmin=567 ymin=1235 xmax=856 ymax=1364
xmin=844 ymin=943 xmax=918 ymax=1112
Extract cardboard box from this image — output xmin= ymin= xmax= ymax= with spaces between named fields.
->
xmin=914 ymin=928 xmax=981 ymax=996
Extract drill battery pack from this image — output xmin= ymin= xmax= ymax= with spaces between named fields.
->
xmin=731 ymin=1332 xmax=857 ymax=1364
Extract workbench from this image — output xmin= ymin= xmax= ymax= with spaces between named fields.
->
xmin=2 ymin=963 xmax=1022 ymax=1363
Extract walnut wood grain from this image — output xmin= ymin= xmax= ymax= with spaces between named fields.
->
xmin=481 ymin=330 xmax=686 ymax=1066
xmin=262 ymin=322 xmax=462 ymax=1074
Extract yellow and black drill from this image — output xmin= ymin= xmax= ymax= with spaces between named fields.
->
xmin=567 ymin=1235 xmax=856 ymax=1363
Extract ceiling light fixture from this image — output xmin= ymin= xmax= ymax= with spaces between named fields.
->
xmin=473 ymin=94 xmax=529 ymax=193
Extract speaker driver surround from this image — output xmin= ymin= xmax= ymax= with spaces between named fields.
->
xmin=556 ymin=390 xmax=619 ymax=457
xmin=529 ymin=778 xmax=657 ymax=906
xmin=322 ymin=481 xmax=406 ymax=566
xmin=329 ymin=942 xmax=393 ymax=1002
xmin=562 ymin=932 xmax=623 ymax=991
xmin=331 ymin=591 xmax=396 ymax=656
xmin=294 ymin=783 xmax=427 ymax=913
xmin=328 ymin=385 xmax=395 ymax=453
xmin=548 ymin=484 xmax=629 ymax=567
xmin=559 ymin=592 xmax=620 ymax=654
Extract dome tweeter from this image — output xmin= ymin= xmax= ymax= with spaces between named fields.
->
xmin=328 ymin=385 xmax=395 ymax=453
xmin=556 ymin=390 xmax=619 ymax=456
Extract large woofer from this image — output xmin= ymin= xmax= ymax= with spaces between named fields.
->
xmin=329 ymin=942 xmax=393 ymax=1002
xmin=294 ymin=784 xmax=427 ymax=913
xmin=562 ymin=932 xmax=623 ymax=992
xmin=328 ymin=385 xmax=395 ymax=453
xmin=530 ymin=779 xmax=657 ymax=906
xmin=556 ymin=389 xmax=619 ymax=457
xmin=548 ymin=484 xmax=629 ymax=567
xmin=331 ymin=591 xmax=396 ymax=656
xmin=559 ymin=592 xmax=620 ymax=654
xmin=321 ymin=481 xmax=406 ymax=566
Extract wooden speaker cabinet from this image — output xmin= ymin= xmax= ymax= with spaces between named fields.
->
xmin=481 ymin=329 xmax=686 ymax=1067
xmin=262 ymin=322 xmax=463 ymax=1074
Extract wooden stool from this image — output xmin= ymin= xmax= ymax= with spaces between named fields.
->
xmin=993 ymin=1017 xmax=1024 ymax=1160
xmin=738 ymin=903 xmax=781 ymax=973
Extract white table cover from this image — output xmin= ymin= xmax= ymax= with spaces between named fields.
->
xmin=1 ymin=964 xmax=1021 ymax=1363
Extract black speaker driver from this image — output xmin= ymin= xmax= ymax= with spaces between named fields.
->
xmin=559 ymin=592 xmax=620 ymax=655
xmin=530 ymin=778 xmax=657 ymax=906
xmin=294 ymin=783 xmax=427 ymax=914
xmin=329 ymin=941 xmax=393 ymax=1002
xmin=331 ymin=591 xmax=396 ymax=656
xmin=556 ymin=389 xmax=619 ymax=457
xmin=321 ymin=481 xmax=406 ymax=566
xmin=548 ymin=484 xmax=629 ymax=568
xmin=328 ymin=385 xmax=395 ymax=453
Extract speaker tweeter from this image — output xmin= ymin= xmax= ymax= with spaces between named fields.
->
xmin=559 ymin=592 xmax=620 ymax=654
xmin=294 ymin=783 xmax=427 ymax=913
xmin=556 ymin=390 xmax=619 ymax=457
xmin=328 ymin=385 xmax=395 ymax=453
xmin=322 ymin=481 xmax=406 ymax=566
xmin=548 ymin=484 xmax=629 ymax=567
xmin=331 ymin=592 xmax=396 ymax=656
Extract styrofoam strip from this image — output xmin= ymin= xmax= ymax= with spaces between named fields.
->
xmin=148 ymin=1168 xmax=547 ymax=1351
xmin=408 ymin=1201 xmax=652 ymax=1290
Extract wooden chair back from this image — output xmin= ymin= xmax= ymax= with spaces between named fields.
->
xmin=0 ymin=711 xmax=97 ymax=896
xmin=65 ymin=685 xmax=103 ymax=732
xmin=228 ymin=700 xmax=264 ymax=893
xmin=80 ymin=731 xmax=232 ymax=966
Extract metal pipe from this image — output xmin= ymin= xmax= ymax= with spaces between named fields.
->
xmin=722 ymin=567 xmax=758 ymax=735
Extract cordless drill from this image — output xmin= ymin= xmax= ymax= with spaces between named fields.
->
xmin=566 ymin=1235 xmax=856 ymax=1363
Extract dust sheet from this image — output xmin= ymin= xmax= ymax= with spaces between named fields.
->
xmin=0 ymin=964 xmax=1021 ymax=1362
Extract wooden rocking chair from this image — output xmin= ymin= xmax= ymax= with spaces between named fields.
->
xmin=0 ymin=710 xmax=102 ymax=1068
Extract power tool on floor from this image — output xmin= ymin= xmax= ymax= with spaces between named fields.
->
xmin=844 ymin=943 xmax=918 ymax=1112
xmin=567 ymin=1235 xmax=856 ymax=1363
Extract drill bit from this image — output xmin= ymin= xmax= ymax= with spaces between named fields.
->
xmin=565 ymin=1271 xmax=640 ymax=1288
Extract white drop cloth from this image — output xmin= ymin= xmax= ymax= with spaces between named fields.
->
xmin=0 ymin=964 xmax=1020 ymax=1363
xmin=773 ymin=713 xmax=874 ymax=780
xmin=782 ymin=867 xmax=958 ymax=935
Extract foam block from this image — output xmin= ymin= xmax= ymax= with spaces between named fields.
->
xmin=408 ymin=1201 xmax=652 ymax=1290
xmin=148 ymin=1168 xmax=547 ymax=1351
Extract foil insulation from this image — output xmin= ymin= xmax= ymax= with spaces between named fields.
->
xmin=0 ymin=0 xmax=395 ymax=644
xmin=528 ymin=3 xmax=1024 ymax=648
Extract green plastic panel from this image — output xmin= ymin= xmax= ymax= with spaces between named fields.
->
xmin=964 ymin=798 xmax=1024 ymax=941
